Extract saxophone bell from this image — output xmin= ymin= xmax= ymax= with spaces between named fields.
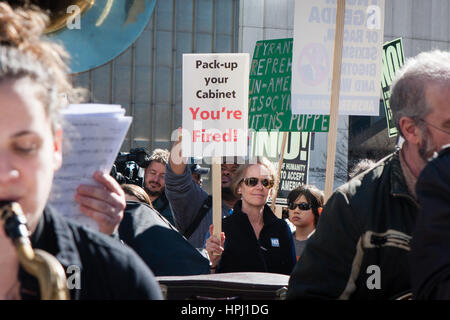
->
xmin=0 ymin=201 xmax=70 ymax=300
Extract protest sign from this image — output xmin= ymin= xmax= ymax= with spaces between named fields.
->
xmin=182 ymin=53 xmax=249 ymax=238
xmin=381 ymin=38 xmax=404 ymax=137
xmin=291 ymin=0 xmax=385 ymax=116
xmin=249 ymin=38 xmax=329 ymax=132
xmin=249 ymin=38 xmax=321 ymax=209
xmin=182 ymin=53 xmax=249 ymax=158
xmin=250 ymin=131 xmax=310 ymax=204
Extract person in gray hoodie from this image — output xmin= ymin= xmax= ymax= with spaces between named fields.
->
xmin=165 ymin=138 xmax=240 ymax=249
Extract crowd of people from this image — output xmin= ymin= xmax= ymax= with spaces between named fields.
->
xmin=0 ymin=3 xmax=449 ymax=300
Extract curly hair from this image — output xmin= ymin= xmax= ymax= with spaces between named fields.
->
xmin=148 ymin=148 xmax=170 ymax=166
xmin=0 ymin=3 xmax=85 ymax=132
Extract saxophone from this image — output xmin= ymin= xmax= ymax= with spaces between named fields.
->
xmin=0 ymin=201 xmax=69 ymax=300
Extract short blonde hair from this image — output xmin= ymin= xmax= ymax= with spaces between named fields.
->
xmin=230 ymin=157 xmax=277 ymax=198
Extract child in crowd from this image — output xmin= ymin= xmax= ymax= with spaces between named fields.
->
xmin=286 ymin=185 xmax=324 ymax=261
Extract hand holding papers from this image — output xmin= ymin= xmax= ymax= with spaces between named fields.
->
xmin=48 ymin=104 xmax=132 ymax=230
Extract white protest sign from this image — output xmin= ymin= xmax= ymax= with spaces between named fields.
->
xmin=182 ymin=53 xmax=249 ymax=158
xmin=291 ymin=0 xmax=385 ymax=116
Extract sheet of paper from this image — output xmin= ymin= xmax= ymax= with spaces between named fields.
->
xmin=48 ymin=104 xmax=132 ymax=230
xmin=62 ymin=104 xmax=125 ymax=116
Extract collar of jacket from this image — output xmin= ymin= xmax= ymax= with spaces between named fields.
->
xmin=389 ymin=151 xmax=419 ymax=207
xmin=32 ymin=206 xmax=83 ymax=268
xmin=19 ymin=206 xmax=83 ymax=299
xmin=232 ymin=200 xmax=278 ymax=226
xmin=153 ymin=190 xmax=169 ymax=211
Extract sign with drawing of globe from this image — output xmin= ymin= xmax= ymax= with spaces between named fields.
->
xmin=291 ymin=0 xmax=385 ymax=116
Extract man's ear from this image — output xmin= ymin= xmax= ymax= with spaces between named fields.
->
xmin=399 ymin=117 xmax=422 ymax=145
xmin=53 ymin=128 xmax=63 ymax=171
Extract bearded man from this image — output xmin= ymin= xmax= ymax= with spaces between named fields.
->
xmin=143 ymin=149 xmax=174 ymax=225
xmin=288 ymin=50 xmax=450 ymax=300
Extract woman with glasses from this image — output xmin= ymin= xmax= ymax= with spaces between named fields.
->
xmin=205 ymin=157 xmax=296 ymax=275
xmin=286 ymin=185 xmax=324 ymax=261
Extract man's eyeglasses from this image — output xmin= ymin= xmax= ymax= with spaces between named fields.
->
xmin=242 ymin=177 xmax=274 ymax=189
xmin=419 ymin=119 xmax=450 ymax=135
xmin=288 ymin=202 xmax=311 ymax=211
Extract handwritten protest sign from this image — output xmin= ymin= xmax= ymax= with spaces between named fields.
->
xmin=291 ymin=0 xmax=385 ymax=116
xmin=249 ymin=38 xmax=329 ymax=132
xmin=381 ymin=38 xmax=404 ymax=137
xmin=250 ymin=131 xmax=310 ymax=203
xmin=182 ymin=53 xmax=249 ymax=158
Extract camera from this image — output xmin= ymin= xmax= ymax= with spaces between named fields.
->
xmin=110 ymin=148 xmax=150 ymax=187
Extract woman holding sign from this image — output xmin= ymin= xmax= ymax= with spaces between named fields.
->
xmin=206 ymin=157 xmax=296 ymax=275
xmin=0 ymin=3 xmax=161 ymax=300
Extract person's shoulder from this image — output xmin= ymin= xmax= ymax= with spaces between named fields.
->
xmin=222 ymin=209 xmax=244 ymax=228
xmin=337 ymin=152 xmax=396 ymax=199
xmin=68 ymin=222 xmax=138 ymax=261
xmin=68 ymin=221 xmax=162 ymax=297
xmin=418 ymin=144 xmax=450 ymax=184
xmin=60 ymin=217 xmax=146 ymax=272
xmin=431 ymin=144 xmax=450 ymax=164
xmin=272 ymin=215 xmax=292 ymax=234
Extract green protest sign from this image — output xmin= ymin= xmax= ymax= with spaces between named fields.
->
xmin=249 ymin=38 xmax=329 ymax=132
xmin=381 ymin=38 xmax=404 ymax=138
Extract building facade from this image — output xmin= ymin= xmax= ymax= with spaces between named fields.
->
xmin=73 ymin=0 xmax=450 ymax=191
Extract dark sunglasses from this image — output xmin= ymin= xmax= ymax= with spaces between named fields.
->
xmin=242 ymin=177 xmax=274 ymax=189
xmin=288 ymin=202 xmax=311 ymax=211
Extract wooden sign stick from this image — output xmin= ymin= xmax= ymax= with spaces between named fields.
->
xmin=271 ymin=131 xmax=288 ymax=213
xmin=324 ymin=0 xmax=346 ymax=202
xmin=212 ymin=156 xmax=222 ymax=242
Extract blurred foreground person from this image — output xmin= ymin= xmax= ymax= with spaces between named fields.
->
xmin=122 ymin=184 xmax=152 ymax=206
xmin=411 ymin=145 xmax=450 ymax=299
xmin=288 ymin=49 xmax=450 ymax=299
xmin=0 ymin=3 xmax=162 ymax=300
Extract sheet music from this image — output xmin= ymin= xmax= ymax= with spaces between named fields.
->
xmin=48 ymin=104 xmax=132 ymax=230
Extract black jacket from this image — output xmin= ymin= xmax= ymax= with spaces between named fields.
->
xmin=288 ymin=152 xmax=419 ymax=299
xmin=216 ymin=201 xmax=296 ymax=275
xmin=119 ymin=201 xmax=210 ymax=276
xmin=152 ymin=191 xmax=175 ymax=226
xmin=19 ymin=207 xmax=163 ymax=300
xmin=411 ymin=146 xmax=450 ymax=299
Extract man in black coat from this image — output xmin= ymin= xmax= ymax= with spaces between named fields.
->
xmin=287 ymin=50 xmax=450 ymax=299
xmin=411 ymin=145 xmax=450 ymax=299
